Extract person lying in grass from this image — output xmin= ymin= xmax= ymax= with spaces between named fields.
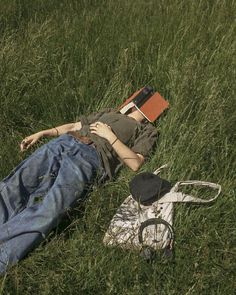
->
xmin=0 ymin=87 xmax=166 ymax=274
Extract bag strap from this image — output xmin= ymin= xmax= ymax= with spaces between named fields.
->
xmin=153 ymin=164 xmax=168 ymax=175
xmin=158 ymin=180 xmax=221 ymax=204
xmin=138 ymin=218 xmax=174 ymax=247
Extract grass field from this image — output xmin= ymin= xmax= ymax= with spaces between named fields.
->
xmin=0 ymin=0 xmax=235 ymax=294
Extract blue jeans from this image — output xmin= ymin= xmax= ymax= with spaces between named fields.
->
xmin=0 ymin=134 xmax=101 ymax=274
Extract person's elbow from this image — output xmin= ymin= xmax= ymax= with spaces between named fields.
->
xmin=130 ymin=154 xmax=145 ymax=172
xmin=71 ymin=121 xmax=82 ymax=131
xmin=131 ymin=164 xmax=140 ymax=172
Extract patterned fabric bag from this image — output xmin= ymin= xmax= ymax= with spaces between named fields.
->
xmin=103 ymin=165 xmax=221 ymax=260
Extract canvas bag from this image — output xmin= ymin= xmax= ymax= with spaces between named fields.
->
xmin=103 ymin=165 xmax=221 ymax=257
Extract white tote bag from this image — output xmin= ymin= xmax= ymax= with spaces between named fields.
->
xmin=103 ymin=165 xmax=221 ymax=253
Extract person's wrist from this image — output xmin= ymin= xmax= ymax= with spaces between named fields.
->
xmin=41 ymin=130 xmax=50 ymax=137
xmin=110 ymin=137 xmax=118 ymax=146
xmin=107 ymin=133 xmax=117 ymax=144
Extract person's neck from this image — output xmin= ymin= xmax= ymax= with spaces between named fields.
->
xmin=127 ymin=109 xmax=145 ymax=122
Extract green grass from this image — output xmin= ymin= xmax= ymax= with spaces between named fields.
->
xmin=0 ymin=0 xmax=235 ymax=294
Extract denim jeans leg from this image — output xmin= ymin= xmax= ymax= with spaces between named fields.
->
xmin=0 ymin=135 xmax=100 ymax=274
xmin=0 ymin=137 xmax=65 ymax=225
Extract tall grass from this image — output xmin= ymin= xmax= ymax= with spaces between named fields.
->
xmin=0 ymin=0 xmax=235 ymax=294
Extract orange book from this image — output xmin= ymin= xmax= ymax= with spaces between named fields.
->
xmin=119 ymin=86 xmax=169 ymax=122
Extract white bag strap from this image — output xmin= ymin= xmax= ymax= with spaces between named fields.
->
xmin=158 ymin=180 xmax=221 ymax=204
xmin=153 ymin=164 xmax=168 ymax=175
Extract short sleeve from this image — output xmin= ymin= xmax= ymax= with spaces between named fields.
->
xmin=131 ymin=123 xmax=158 ymax=158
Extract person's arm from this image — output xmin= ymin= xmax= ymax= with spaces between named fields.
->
xmin=90 ymin=121 xmax=144 ymax=171
xmin=20 ymin=122 xmax=82 ymax=152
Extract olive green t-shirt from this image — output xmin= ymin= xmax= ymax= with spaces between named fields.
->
xmin=78 ymin=110 xmax=158 ymax=179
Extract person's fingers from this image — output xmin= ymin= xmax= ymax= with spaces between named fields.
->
xmin=90 ymin=121 xmax=100 ymax=126
xmin=90 ymin=125 xmax=96 ymax=130
xmin=20 ymin=140 xmax=27 ymax=149
xmin=20 ymin=136 xmax=33 ymax=152
xmin=98 ymin=122 xmax=110 ymax=128
xmin=27 ymin=138 xmax=38 ymax=148
xmin=31 ymin=139 xmax=37 ymax=145
xmin=90 ymin=130 xmax=98 ymax=135
xmin=21 ymin=137 xmax=31 ymax=146
xmin=27 ymin=143 xmax=33 ymax=149
xmin=20 ymin=136 xmax=38 ymax=151
xmin=90 ymin=122 xmax=101 ymax=130
xmin=90 ymin=121 xmax=106 ymax=128
xmin=20 ymin=143 xmax=27 ymax=152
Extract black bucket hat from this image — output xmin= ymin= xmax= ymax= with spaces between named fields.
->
xmin=129 ymin=172 xmax=172 ymax=205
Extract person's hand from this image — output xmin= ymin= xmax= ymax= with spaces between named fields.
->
xmin=90 ymin=122 xmax=114 ymax=141
xmin=20 ymin=132 xmax=42 ymax=152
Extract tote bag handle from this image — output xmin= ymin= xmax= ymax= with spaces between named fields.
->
xmin=158 ymin=180 xmax=221 ymax=204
